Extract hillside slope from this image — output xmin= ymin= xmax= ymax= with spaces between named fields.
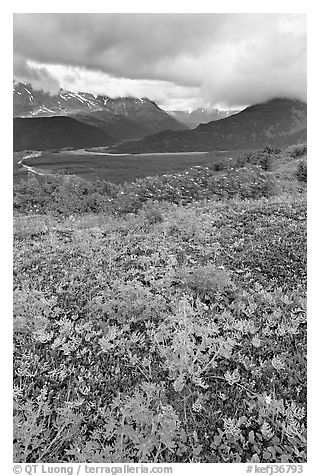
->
xmin=114 ymin=98 xmax=307 ymax=153
xmin=13 ymin=116 xmax=112 ymax=151
xmin=71 ymin=98 xmax=187 ymax=141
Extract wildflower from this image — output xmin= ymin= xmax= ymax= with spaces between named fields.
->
xmin=36 ymin=386 xmax=48 ymax=403
xmin=192 ymin=399 xmax=203 ymax=413
xmin=252 ymin=336 xmax=261 ymax=348
xmin=271 ymin=355 xmax=285 ymax=371
xmin=265 ymin=395 xmax=272 ymax=405
xmin=218 ymin=392 xmax=227 ymax=401
xmin=33 ymin=329 xmax=54 ymax=343
xmin=276 ymin=323 xmax=287 ymax=336
xmin=224 ymin=368 xmax=240 ymax=385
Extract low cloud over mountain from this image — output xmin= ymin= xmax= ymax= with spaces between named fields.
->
xmin=13 ymin=13 xmax=306 ymax=110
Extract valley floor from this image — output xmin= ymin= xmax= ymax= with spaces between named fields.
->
xmin=13 ymin=148 xmax=247 ymax=184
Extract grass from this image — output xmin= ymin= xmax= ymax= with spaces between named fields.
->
xmin=14 ymin=149 xmax=248 ymax=184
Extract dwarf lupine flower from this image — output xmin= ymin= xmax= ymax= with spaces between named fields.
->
xmin=224 ymin=368 xmax=240 ymax=385
xmin=218 ymin=392 xmax=227 ymax=400
xmin=271 ymin=355 xmax=285 ymax=371
xmin=36 ymin=386 xmax=48 ymax=403
xmin=192 ymin=399 xmax=203 ymax=413
xmin=265 ymin=395 xmax=272 ymax=405
xmin=33 ymin=329 xmax=54 ymax=343
xmin=252 ymin=336 xmax=261 ymax=348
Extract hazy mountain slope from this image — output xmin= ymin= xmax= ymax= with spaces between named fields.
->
xmin=101 ymin=97 xmax=188 ymax=132
xmin=71 ymin=100 xmax=187 ymax=142
xmin=13 ymin=116 xmax=112 ymax=151
xmin=114 ymin=98 xmax=307 ymax=153
xmin=168 ymin=108 xmax=240 ymax=128
xmin=70 ymin=110 xmax=151 ymax=142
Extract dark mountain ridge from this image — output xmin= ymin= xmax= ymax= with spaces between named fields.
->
xmin=13 ymin=116 xmax=112 ymax=152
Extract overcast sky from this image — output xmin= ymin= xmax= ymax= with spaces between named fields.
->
xmin=13 ymin=13 xmax=306 ymax=111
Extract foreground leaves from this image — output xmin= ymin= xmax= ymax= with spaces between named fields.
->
xmin=13 ymin=194 xmax=306 ymax=463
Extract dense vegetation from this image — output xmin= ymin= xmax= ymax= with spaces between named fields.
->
xmin=13 ymin=145 xmax=307 ymax=463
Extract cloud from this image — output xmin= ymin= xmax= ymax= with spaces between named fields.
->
xmin=13 ymin=54 xmax=60 ymax=94
xmin=13 ymin=13 xmax=306 ymax=109
xmin=27 ymin=62 xmax=203 ymax=110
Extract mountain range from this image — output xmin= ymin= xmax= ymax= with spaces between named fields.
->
xmin=13 ymin=82 xmax=187 ymax=150
xmin=167 ymin=108 xmax=240 ymax=128
xmin=13 ymin=83 xmax=307 ymax=154
xmin=113 ymin=98 xmax=307 ymax=153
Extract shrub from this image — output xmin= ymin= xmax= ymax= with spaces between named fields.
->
xmin=263 ymin=145 xmax=281 ymax=155
xmin=13 ymin=175 xmax=117 ymax=215
xmin=115 ymin=165 xmax=273 ymax=213
xmin=296 ymin=161 xmax=307 ymax=183
xmin=140 ymin=201 xmax=164 ymax=225
xmin=176 ymin=265 xmax=234 ymax=302
xmin=286 ymin=144 xmax=307 ymax=159
xmin=14 ymin=160 xmax=274 ymax=216
xmin=236 ymin=151 xmax=273 ymax=171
